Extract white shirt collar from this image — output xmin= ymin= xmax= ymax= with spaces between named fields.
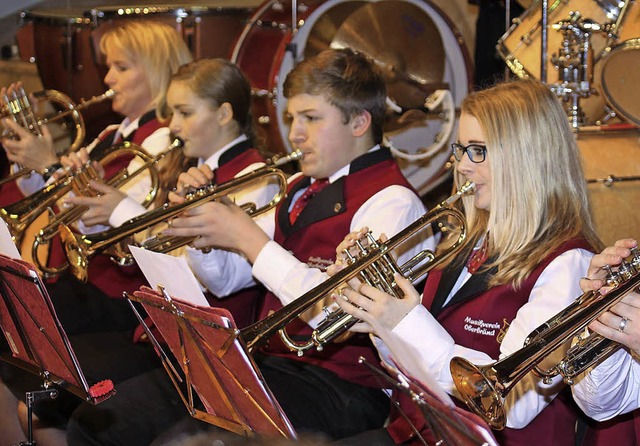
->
xmin=320 ymin=144 xmax=381 ymax=184
xmin=200 ymin=134 xmax=249 ymax=169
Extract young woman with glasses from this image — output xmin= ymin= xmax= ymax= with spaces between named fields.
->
xmin=331 ymin=79 xmax=603 ymax=446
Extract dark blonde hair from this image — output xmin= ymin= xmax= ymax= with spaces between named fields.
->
xmin=453 ymin=79 xmax=603 ymax=287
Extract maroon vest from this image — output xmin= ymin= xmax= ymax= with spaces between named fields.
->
xmin=47 ymin=113 xmax=165 ymax=298
xmin=257 ymin=148 xmax=416 ymax=388
xmin=388 ymin=238 xmax=592 ymax=446
xmin=581 ymin=410 xmax=640 ymax=446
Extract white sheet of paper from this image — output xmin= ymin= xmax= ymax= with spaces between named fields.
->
xmin=128 ymin=245 xmax=208 ymax=306
xmin=0 ymin=220 xmax=22 ymax=259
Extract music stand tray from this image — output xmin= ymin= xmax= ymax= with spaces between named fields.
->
xmin=127 ymin=285 xmax=296 ymax=439
xmin=0 ymin=253 xmax=115 ymax=403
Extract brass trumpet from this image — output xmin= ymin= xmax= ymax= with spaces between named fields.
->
xmin=59 ymin=149 xmax=302 ymax=283
xmin=450 ymin=247 xmax=640 ymax=430
xmin=31 ymin=139 xmax=183 ymax=278
xmin=0 ymin=88 xmax=115 ymax=186
xmin=241 ymin=181 xmax=475 ymax=355
xmin=0 ymin=140 xmax=162 ymax=250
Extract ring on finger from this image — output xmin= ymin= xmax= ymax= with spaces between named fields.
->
xmin=618 ymin=317 xmax=629 ymax=333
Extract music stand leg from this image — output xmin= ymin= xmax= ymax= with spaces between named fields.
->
xmin=17 ymin=388 xmax=58 ymax=446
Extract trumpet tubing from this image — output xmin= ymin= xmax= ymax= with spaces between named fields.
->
xmin=0 ymin=88 xmax=115 ymax=186
xmin=450 ymin=247 xmax=640 ymax=430
xmin=60 ymin=149 xmax=301 ymax=283
xmin=240 ymin=181 xmax=475 ymax=355
xmin=30 ymin=139 xmax=183 ymax=278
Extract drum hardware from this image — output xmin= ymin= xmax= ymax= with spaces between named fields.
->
xmin=587 ymin=174 xmax=640 ymax=186
xmin=548 ymin=13 xmax=604 ymax=128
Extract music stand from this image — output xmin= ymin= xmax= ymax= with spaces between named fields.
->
xmin=0 ymin=254 xmax=114 ymax=445
xmin=359 ymin=357 xmax=498 ymax=446
xmin=126 ymin=285 xmax=296 ymax=439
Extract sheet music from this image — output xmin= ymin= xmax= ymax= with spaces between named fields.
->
xmin=0 ymin=220 xmax=21 ymax=259
xmin=128 ymin=246 xmax=208 ymax=306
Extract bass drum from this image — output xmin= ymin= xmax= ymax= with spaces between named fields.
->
xmin=90 ymin=4 xmax=257 ymax=61
xmin=16 ymin=9 xmax=117 ymax=140
xmin=231 ymin=0 xmax=472 ymax=195
xmin=577 ymin=130 xmax=640 ymax=245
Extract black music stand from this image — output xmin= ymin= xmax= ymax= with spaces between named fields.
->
xmin=359 ymin=357 xmax=498 ymax=446
xmin=126 ymin=285 xmax=296 ymax=439
xmin=0 ymin=254 xmax=115 ymax=445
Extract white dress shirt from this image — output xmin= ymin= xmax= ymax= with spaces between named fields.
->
xmin=573 ymin=348 xmax=640 ymax=420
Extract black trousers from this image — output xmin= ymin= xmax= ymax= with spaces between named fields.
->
xmin=67 ymin=354 xmax=391 ymax=445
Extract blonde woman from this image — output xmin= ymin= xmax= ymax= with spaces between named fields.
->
xmin=333 ymin=79 xmax=603 ymax=446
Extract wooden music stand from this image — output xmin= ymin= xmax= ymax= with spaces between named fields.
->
xmin=0 ymin=254 xmax=115 ymax=444
xmin=126 ymin=285 xmax=296 ymax=439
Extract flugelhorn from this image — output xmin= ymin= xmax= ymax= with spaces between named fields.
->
xmin=0 ymin=88 xmax=115 ymax=186
xmin=241 ymin=181 xmax=475 ymax=355
xmin=59 ymin=149 xmax=302 ymax=283
xmin=31 ymin=138 xmax=183 ymax=278
xmin=450 ymin=247 xmax=640 ymax=430
xmin=0 ymin=140 xmax=161 ymax=250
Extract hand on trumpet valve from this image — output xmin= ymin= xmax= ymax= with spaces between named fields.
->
xmin=579 ymin=238 xmax=639 ymax=295
xmin=332 ymin=273 xmax=421 ymax=336
xmin=162 ymin=195 xmax=269 ymax=261
xmin=169 ymin=164 xmax=214 ymax=204
xmin=60 ymin=147 xmax=92 ymax=172
xmin=64 ymin=181 xmax=127 ymax=227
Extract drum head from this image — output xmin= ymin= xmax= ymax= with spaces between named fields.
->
xmin=601 ymin=39 xmax=640 ymax=126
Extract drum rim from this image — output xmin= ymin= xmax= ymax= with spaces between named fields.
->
xmin=601 ymin=38 xmax=640 ymax=126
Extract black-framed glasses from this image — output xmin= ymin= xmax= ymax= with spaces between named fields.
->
xmin=451 ymin=142 xmax=487 ymax=164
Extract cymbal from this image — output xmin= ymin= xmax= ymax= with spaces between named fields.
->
xmin=303 ymin=1 xmax=368 ymax=59
xmin=330 ymin=0 xmax=445 ymax=110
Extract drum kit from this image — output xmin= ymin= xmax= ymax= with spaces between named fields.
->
xmin=10 ymin=0 xmax=640 ymax=242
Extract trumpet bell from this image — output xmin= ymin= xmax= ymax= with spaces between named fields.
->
xmin=450 ymin=358 xmax=506 ymax=430
xmin=59 ymin=223 xmax=90 ymax=283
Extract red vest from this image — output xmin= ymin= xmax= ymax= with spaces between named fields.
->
xmin=582 ymin=410 xmax=640 ymax=446
xmin=388 ymin=238 xmax=592 ymax=446
xmin=258 ymin=148 xmax=416 ymax=388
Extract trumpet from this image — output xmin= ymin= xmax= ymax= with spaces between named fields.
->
xmin=59 ymin=149 xmax=302 ymax=283
xmin=0 ymin=140 xmax=161 ymax=250
xmin=450 ymin=247 xmax=640 ymax=430
xmin=241 ymin=181 xmax=475 ymax=355
xmin=0 ymin=88 xmax=115 ymax=186
xmin=31 ymin=138 xmax=183 ymax=278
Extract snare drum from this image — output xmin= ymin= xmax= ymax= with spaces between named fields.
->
xmin=577 ymin=129 xmax=640 ymax=244
xmin=231 ymin=0 xmax=472 ymax=195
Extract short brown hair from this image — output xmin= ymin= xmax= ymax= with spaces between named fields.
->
xmin=283 ymin=48 xmax=386 ymax=144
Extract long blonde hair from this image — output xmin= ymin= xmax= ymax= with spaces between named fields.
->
xmin=454 ymin=79 xmax=603 ymax=287
xmin=99 ymin=20 xmax=193 ymax=120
